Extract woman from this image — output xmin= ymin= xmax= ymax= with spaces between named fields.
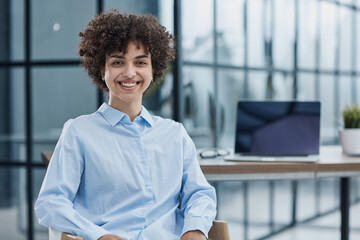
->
xmin=35 ymin=10 xmax=216 ymax=240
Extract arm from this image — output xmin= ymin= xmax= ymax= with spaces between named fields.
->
xmin=178 ymin=124 xmax=217 ymax=239
xmin=35 ymin=120 xmax=110 ymax=240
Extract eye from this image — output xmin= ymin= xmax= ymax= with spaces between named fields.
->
xmin=112 ymin=61 xmax=123 ymax=65
xmin=136 ymin=61 xmax=147 ymax=65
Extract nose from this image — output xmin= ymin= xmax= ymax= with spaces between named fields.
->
xmin=123 ymin=64 xmax=136 ymax=78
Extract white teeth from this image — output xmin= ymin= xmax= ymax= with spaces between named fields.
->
xmin=120 ymin=82 xmax=136 ymax=87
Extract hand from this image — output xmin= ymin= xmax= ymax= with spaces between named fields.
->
xmin=98 ymin=234 xmax=125 ymax=240
xmin=181 ymin=230 xmax=206 ymax=240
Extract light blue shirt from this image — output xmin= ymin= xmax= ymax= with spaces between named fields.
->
xmin=35 ymin=103 xmax=216 ymax=240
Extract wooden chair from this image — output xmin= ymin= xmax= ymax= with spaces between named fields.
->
xmin=49 ymin=220 xmax=229 ymax=240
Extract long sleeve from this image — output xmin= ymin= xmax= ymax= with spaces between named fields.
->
xmin=34 ymin=120 xmax=110 ymax=240
xmin=35 ymin=104 xmax=217 ymax=240
xmin=178 ymin=124 xmax=217 ymax=237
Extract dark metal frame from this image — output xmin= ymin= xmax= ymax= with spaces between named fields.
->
xmin=174 ymin=0 xmax=183 ymax=122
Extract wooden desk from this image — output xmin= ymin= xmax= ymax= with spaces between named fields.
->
xmin=42 ymin=145 xmax=359 ymax=240
xmin=199 ymin=145 xmax=360 ymax=180
xmin=199 ymin=145 xmax=360 ymax=240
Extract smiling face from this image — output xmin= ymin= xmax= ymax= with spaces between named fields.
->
xmin=103 ymin=42 xmax=153 ymax=113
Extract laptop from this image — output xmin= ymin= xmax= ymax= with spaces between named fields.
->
xmin=224 ymin=101 xmax=321 ymax=163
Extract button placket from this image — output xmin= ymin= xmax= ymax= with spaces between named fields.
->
xmin=131 ymin=121 xmax=154 ymax=218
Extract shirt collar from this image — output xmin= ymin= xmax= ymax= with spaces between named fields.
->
xmin=139 ymin=105 xmax=153 ymax=127
xmin=97 ymin=103 xmax=153 ymax=127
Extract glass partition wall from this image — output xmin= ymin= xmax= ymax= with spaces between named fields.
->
xmin=1 ymin=0 xmax=360 ymax=240
xmin=177 ymin=0 xmax=360 ymax=239
xmin=178 ymin=0 xmax=359 ymax=148
xmin=0 ymin=1 xmax=172 ymax=240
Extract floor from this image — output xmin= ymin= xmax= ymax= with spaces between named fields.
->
xmin=266 ymin=204 xmax=360 ymax=240
xmin=224 ymin=204 xmax=360 ymax=240
xmin=217 ymin=180 xmax=360 ymax=240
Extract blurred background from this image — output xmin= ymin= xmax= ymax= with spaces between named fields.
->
xmin=0 ymin=0 xmax=360 ymax=239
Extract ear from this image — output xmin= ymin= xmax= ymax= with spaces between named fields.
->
xmin=100 ymin=67 xmax=105 ymax=81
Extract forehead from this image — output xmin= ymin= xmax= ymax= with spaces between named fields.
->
xmin=113 ymin=41 xmax=149 ymax=56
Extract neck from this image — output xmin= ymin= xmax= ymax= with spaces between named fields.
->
xmin=108 ymin=99 xmax=142 ymax=122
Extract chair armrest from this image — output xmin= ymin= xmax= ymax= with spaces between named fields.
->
xmin=61 ymin=233 xmax=83 ymax=240
xmin=49 ymin=228 xmax=83 ymax=240
xmin=208 ymin=220 xmax=230 ymax=240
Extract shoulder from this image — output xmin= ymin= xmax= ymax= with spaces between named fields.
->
xmin=61 ymin=112 xmax=101 ymax=136
xmin=151 ymin=115 xmax=183 ymax=131
xmin=150 ymin=116 xmax=191 ymax=141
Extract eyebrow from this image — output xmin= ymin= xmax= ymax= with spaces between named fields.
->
xmin=109 ymin=54 xmax=149 ymax=59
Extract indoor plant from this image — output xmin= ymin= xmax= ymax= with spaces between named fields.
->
xmin=339 ymin=104 xmax=360 ymax=155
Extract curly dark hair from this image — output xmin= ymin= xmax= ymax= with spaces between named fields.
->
xmin=78 ymin=10 xmax=176 ymax=92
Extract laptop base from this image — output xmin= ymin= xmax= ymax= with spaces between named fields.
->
xmin=224 ymin=154 xmax=319 ymax=163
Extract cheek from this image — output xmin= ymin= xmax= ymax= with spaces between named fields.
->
xmin=143 ymin=68 xmax=153 ymax=80
xmin=104 ymin=68 xmax=111 ymax=81
xmin=104 ymin=68 xmax=120 ymax=83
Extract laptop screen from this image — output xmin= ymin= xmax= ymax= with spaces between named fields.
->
xmin=235 ymin=101 xmax=321 ymax=155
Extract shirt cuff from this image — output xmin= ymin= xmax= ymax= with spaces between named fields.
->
xmin=81 ymin=224 xmax=111 ymax=240
xmin=181 ymin=216 xmax=212 ymax=238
